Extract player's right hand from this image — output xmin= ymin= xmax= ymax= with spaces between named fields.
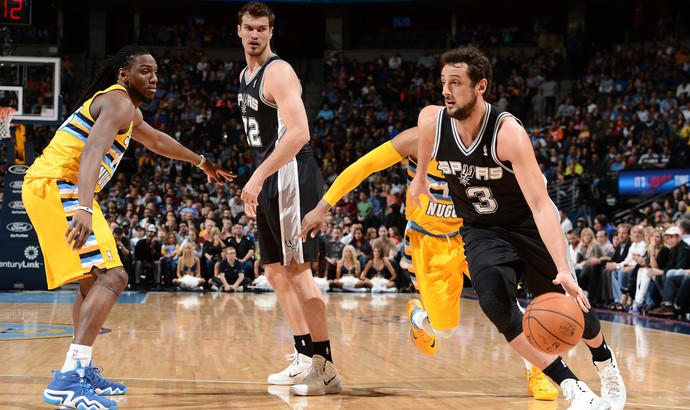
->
xmin=408 ymin=175 xmax=435 ymax=209
xmin=65 ymin=209 xmax=93 ymax=251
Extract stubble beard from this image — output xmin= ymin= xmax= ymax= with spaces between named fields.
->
xmin=131 ymin=87 xmax=153 ymax=104
xmin=447 ymin=93 xmax=477 ymax=121
xmin=244 ymin=41 xmax=267 ymax=57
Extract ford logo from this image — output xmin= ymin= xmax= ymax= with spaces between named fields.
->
xmin=8 ymin=165 xmax=29 ymax=175
xmin=9 ymin=181 xmax=23 ymax=189
xmin=7 ymin=222 xmax=32 ymax=232
xmin=8 ymin=201 xmax=24 ymax=210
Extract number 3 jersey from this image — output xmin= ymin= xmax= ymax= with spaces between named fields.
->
xmin=432 ymin=103 xmax=531 ymax=227
xmin=238 ymin=55 xmax=311 ymax=168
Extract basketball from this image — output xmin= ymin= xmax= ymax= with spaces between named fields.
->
xmin=522 ymin=293 xmax=584 ymax=354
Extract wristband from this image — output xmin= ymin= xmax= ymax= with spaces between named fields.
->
xmin=76 ymin=205 xmax=94 ymax=215
xmin=195 ymin=155 xmax=206 ymax=168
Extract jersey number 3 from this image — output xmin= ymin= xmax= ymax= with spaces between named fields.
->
xmin=466 ymin=186 xmax=498 ymax=213
xmin=242 ymin=116 xmax=262 ymax=147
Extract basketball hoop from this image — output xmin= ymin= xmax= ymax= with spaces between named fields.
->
xmin=0 ymin=107 xmax=17 ymax=140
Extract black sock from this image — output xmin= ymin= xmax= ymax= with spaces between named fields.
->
xmin=542 ymin=357 xmax=578 ymax=385
xmin=313 ymin=340 xmax=333 ymax=363
xmin=588 ymin=338 xmax=612 ymax=363
xmin=294 ymin=334 xmax=313 ymax=357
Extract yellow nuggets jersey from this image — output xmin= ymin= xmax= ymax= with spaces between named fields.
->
xmin=403 ymin=157 xmax=468 ymax=331
xmin=25 ymin=84 xmax=133 ymax=190
xmin=23 ymin=84 xmax=128 ymax=289
xmin=405 ymin=157 xmax=463 ymax=236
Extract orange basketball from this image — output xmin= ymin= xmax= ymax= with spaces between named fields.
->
xmin=522 ymin=292 xmax=584 ymax=354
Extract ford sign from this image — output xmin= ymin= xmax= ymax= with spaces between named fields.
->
xmin=8 ymin=165 xmax=29 ymax=175
xmin=9 ymin=181 xmax=23 ymax=189
xmin=7 ymin=222 xmax=33 ymax=232
xmin=8 ymin=201 xmax=25 ymax=210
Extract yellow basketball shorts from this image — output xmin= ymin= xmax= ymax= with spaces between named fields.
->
xmin=22 ymin=177 xmax=121 ymax=289
xmin=403 ymin=228 xmax=469 ymax=330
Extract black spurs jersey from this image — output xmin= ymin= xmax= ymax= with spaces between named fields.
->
xmin=432 ymin=103 xmax=533 ymax=227
xmin=237 ymin=55 xmax=311 ymax=167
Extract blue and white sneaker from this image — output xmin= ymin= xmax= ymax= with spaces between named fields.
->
xmin=42 ymin=368 xmax=118 ymax=410
xmin=83 ymin=360 xmax=127 ymax=395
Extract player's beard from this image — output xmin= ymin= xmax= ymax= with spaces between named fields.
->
xmin=245 ymin=41 xmax=267 ymax=57
xmin=447 ymin=92 xmax=478 ymax=121
xmin=131 ymin=87 xmax=154 ymax=104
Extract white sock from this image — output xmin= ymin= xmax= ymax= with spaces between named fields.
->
xmin=523 ymin=358 xmax=533 ymax=371
xmin=61 ymin=344 xmax=92 ymax=372
xmin=412 ymin=309 xmax=435 ymax=335
xmin=420 ymin=318 xmax=435 ymax=335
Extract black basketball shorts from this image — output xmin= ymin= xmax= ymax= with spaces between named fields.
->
xmin=256 ymin=153 xmax=323 ymax=265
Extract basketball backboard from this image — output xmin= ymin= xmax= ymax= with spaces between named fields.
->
xmin=0 ymin=56 xmax=61 ymax=124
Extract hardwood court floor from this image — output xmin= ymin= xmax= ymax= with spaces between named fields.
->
xmin=2 ymin=291 xmax=690 ymax=409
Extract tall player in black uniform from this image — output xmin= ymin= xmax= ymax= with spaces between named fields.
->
xmin=410 ymin=47 xmax=625 ymax=410
xmin=236 ymin=2 xmax=341 ymax=396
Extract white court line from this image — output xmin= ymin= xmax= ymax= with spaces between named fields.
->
xmin=4 ymin=374 xmax=688 ymax=408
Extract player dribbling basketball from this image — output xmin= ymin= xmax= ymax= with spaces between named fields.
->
xmin=410 ymin=46 xmax=626 ymax=410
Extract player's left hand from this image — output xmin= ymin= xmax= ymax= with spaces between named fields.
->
xmin=241 ymin=175 xmax=263 ymax=218
xmin=199 ymin=160 xmax=236 ymax=184
xmin=553 ymin=271 xmax=590 ymax=312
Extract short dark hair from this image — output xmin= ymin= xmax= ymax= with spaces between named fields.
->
xmin=439 ymin=46 xmax=492 ymax=93
xmin=679 ymin=218 xmax=690 ymax=235
xmin=113 ymin=227 xmax=124 ymax=235
xmin=238 ymin=2 xmax=275 ymax=28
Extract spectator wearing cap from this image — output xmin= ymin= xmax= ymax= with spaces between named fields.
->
xmin=649 ymin=226 xmax=690 ymax=316
xmin=573 ymin=216 xmax=587 ymax=235
xmin=131 ymin=225 xmax=146 ymax=248
xmin=120 ymin=220 xmax=132 ymax=240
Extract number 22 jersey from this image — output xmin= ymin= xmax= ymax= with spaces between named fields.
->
xmin=237 ymin=54 xmax=311 ymax=168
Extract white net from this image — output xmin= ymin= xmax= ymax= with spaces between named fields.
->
xmin=0 ymin=107 xmax=17 ymax=139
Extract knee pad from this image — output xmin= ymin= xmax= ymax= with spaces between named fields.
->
xmin=93 ymin=267 xmax=128 ymax=295
xmin=473 ymin=266 xmax=523 ymax=342
xmin=582 ymin=307 xmax=602 ymax=340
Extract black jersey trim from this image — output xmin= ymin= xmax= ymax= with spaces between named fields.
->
xmin=432 ymin=107 xmax=444 ymax=159
xmin=259 ymin=59 xmax=280 ymax=109
xmin=490 ymin=112 xmax=516 ymax=175
xmin=450 ymin=101 xmax=491 ymax=155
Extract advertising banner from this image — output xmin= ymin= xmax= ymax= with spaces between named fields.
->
xmin=617 ymin=169 xmax=690 ymax=196
xmin=0 ymin=141 xmax=47 ymax=290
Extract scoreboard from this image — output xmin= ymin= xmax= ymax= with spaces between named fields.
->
xmin=1 ymin=0 xmax=31 ymax=25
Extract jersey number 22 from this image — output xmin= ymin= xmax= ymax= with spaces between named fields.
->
xmin=242 ymin=116 xmax=262 ymax=147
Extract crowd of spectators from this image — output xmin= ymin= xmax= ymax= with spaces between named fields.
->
xmin=1 ymin=22 xmax=690 ymax=303
xmin=562 ymin=204 xmax=690 ymax=320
